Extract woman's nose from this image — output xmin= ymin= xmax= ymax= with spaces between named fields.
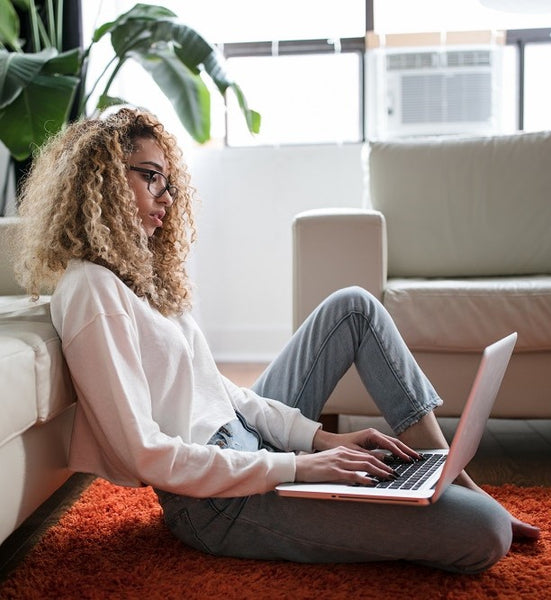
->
xmin=159 ymin=189 xmax=174 ymax=206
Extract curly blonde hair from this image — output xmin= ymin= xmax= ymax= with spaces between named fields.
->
xmin=15 ymin=108 xmax=196 ymax=316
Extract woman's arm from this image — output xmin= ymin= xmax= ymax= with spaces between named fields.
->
xmin=64 ymin=313 xmax=298 ymax=497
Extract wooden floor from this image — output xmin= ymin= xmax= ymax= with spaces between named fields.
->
xmin=1 ymin=362 xmax=550 ymax=581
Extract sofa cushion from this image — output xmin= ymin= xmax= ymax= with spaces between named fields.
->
xmin=0 ymin=336 xmax=37 ymax=447
xmin=368 ymin=131 xmax=551 ymax=278
xmin=384 ymin=275 xmax=551 ymax=352
xmin=0 ymin=297 xmax=75 ymax=426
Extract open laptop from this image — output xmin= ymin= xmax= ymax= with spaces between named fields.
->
xmin=276 ymin=332 xmax=517 ymax=506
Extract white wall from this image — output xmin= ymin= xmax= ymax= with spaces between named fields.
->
xmin=188 ymin=142 xmax=364 ymax=362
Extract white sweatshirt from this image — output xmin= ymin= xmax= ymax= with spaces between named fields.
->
xmin=50 ymin=260 xmax=320 ymax=497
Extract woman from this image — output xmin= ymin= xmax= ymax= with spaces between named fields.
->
xmin=15 ymin=108 xmax=538 ymax=574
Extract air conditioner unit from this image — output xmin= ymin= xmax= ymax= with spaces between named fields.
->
xmin=366 ymin=44 xmax=504 ymax=139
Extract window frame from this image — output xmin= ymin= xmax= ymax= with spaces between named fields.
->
xmin=506 ymin=28 xmax=551 ymax=130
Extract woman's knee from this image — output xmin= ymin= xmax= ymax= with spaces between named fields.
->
xmin=445 ymin=489 xmax=512 ymax=574
xmin=322 ymin=286 xmax=381 ymax=316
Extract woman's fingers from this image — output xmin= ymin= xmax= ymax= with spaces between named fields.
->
xmin=363 ymin=430 xmax=422 ymax=461
xmin=325 ymin=447 xmax=400 ymax=481
xmin=295 ymin=446 xmax=389 ymax=483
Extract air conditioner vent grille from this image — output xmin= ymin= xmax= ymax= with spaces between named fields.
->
xmin=401 ymin=72 xmax=492 ymax=124
xmin=387 ymin=52 xmax=438 ymax=71
xmin=387 ymin=49 xmax=492 ymax=71
xmin=446 ymin=50 xmax=491 ymax=67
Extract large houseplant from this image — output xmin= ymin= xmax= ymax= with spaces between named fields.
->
xmin=0 ymin=0 xmax=260 ymax=163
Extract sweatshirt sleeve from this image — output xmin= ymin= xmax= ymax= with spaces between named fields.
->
xmin=64 ymin=312 xmax=299 ymax=497
xmin=220 ymin=376 xmax=321 ymax=452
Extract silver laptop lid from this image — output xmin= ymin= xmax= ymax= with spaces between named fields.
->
xmin=431 ymin=332 xmax=517 ymax=502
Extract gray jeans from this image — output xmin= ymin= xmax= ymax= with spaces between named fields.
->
xmin=156 ymin=287 xmax=512 ymax=573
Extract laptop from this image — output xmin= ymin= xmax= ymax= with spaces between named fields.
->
xmin=276 ymin=332 xmax=517 ymax=506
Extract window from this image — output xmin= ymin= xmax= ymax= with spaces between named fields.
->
xmin=200 ymin=0 xmax=367 ymax=146
xmin=81 ymin=1 xmax=551 ymax=146
xmin=524 ymin=42 xmax=551 ymax=131
xmin=224 ymin=43 xmax=364 ymax=146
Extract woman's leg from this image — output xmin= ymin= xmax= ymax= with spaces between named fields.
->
xmin=250 ymin=286 xmax=537 ymax=541
xmin=252 ymin=286 xmax=441 ymax=434
xmin=159 ymin=483 xmax=511 ymax=573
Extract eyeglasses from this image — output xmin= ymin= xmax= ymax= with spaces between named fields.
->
xmin=128 ymin=165 xmax=177 ymax=199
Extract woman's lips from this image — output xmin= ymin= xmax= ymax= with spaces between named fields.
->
xmin=150 ymin=212 xmax=164 ymax=227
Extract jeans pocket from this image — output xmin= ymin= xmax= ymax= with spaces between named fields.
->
xmin=207 ymin=496 xmax=249 ymax=518
xmin=158 ymin=491 xmax=250 ymax=555
xmin=163 ymin=499 xmax=214 ymax=554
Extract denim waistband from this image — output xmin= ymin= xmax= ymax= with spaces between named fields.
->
xmin=207 ymin=411 xmax=263 ymax=452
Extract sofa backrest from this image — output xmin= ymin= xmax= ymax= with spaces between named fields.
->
xmin=367 ymin=131 xmax=551 ymax=278
xmin=0 ymin=217 xmax=25 ymax=294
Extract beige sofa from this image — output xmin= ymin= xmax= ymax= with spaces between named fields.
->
xmin=0 ymin=217 xmax=75 ymax=546
xmin=293 ymin=131 xmax=551 ymax=424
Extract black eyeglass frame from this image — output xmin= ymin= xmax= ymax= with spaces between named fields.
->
xmin=128 ymin=165 xmax=177 ymax=199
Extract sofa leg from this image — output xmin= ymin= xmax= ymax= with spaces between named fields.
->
xmin=319 ymin=414 xmax=339 ymax=433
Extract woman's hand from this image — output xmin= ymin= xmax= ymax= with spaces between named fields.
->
xmin=293 ymin=427 xmax=421 ymax=486
xmin=313 ymin=427 xmax=421 ymax=462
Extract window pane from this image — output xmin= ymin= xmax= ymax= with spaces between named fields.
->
xmin=85 ymin=1 xmax=365 ymax=44
xmin=374 ymin=0 xmax=551 ymax=33
xmin=163 ymin=0 xmax=365 ymax=43
xmin=226 ymin=53 xmax=362 ymax=146
xmin=524 ymin=44 xmax=551 ymax=131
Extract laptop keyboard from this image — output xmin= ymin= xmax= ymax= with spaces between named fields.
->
xmin=373 ymin=453 xmax=446 ymax=490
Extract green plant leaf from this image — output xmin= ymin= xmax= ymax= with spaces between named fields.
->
xmin=200 ymin=52 xmax=260 ymax=134
xmin=0 ymin=47 xmax=79 ymax=108
xmin=229 ymin=83 xmax=261 ymax=134
xmin=130 ymin=47 xmax=211 ymax=143
xmin=0 ymin=48 xmax=56 ymax=106
xmin=0 ymin=0 xmax=22 ymax=50
xmin=96 ymin=93 xmax=129 ymax=111
xmin=11 ymin=0 xmax=30 ymax=9
xmin=0 ymin=69 xmax=79 ymax=160
xmin=98 ymin=7 xmax=259 ymax=138
xmin=93 ymin=3 xmax=177 ymax=43
xmin=41 ymin=47 xmax=81 ymax=75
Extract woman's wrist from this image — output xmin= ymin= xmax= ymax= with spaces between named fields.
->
xmin=312 ymin=428 xmax=339 ymax=452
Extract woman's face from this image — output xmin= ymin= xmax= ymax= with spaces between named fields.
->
xmin=126 ymin=137 xmax=174 ymax=237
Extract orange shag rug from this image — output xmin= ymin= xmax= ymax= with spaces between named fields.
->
xmin=1 ymin=479 xmax=549 ymax=600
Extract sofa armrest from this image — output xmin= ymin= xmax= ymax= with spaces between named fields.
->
xmin=292 ymin=208 xmax=387 ymax=330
